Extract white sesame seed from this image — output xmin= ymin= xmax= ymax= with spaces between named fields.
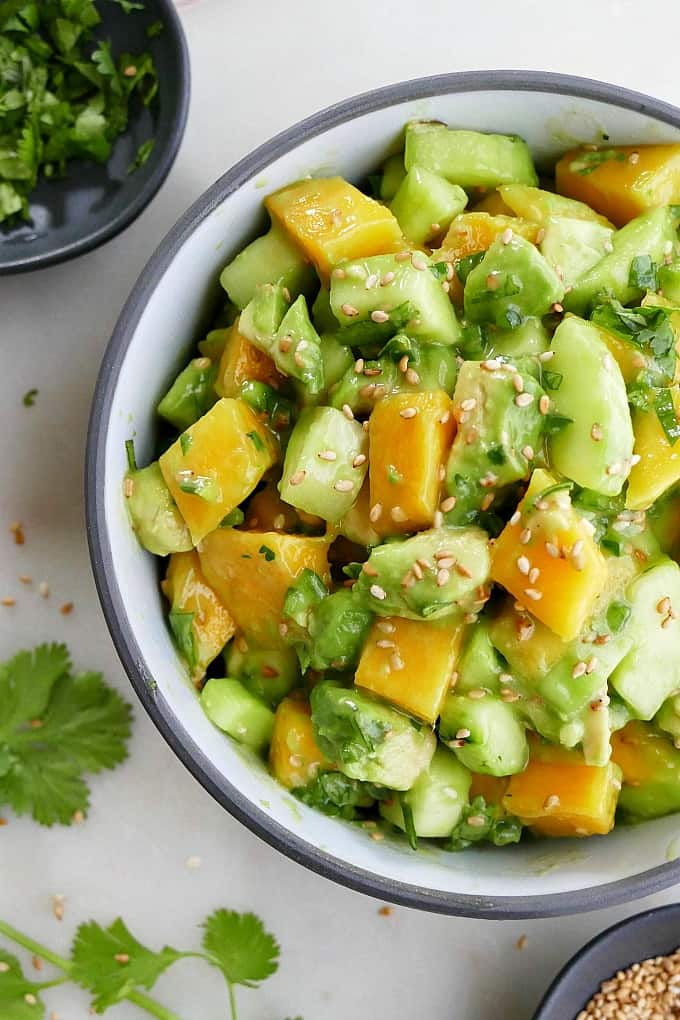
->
xmin=520 ymin=528 xmax=532 ymax=544
xmin=539 ymin=395 xmax=550 ymax=415
xmin=439 ymin=410 xmax=451 ymax=425
xmin=512 ymin=373 xmax=524 ymax=393
xmin=521 ymin=445 xmax=534 ymax=460
xmin=500 ymin=227 xmax=514 ymax=245
xmin=545 ymin=541 xmax=559 ymax=558
xmin=455 ymin=562 xmax=472 ymax=578
xmin=0 ymin=962 xmax=9 ymax=973
xmin=528 ymin=567 xmax=540 ymax=584
xmin=354 ymin=358 xmax=365 ymax=374
xmin=395 ymin=250 xmax=411 ymax=262
xmin=376 ymin=639 xmax=395 ymax=649
xmin=371 ymin=309 xmax=390 ymax=323
xmin=411 ymin=254 xmax=428 ymax=271
xmin=501 ymin=688 xmax=521 ymax=703
xmin=318 ymin=449 xmax=337 ymax=461
xmin=591 ymin=423 xmax=603 ymax=441
xmin=440 ymin=495 xmax=457 ymax=513
xmin=436 ymin=568 xmax=450 ymax=587
xmin=481 ymin=359 xmax=501 ymax=371
xmin=455 ymin=728 xmax=471 ymax=740
xmin=543 ymin=795 xmax=561 ymax=811
xmin=460 ymin=397 xmax=477 ymax=412
xmin=524 ymin=588 xmax=542 ymax=601
xmin=585 ymin=657 xmax=598 ymax=674
xmin=369 ymin=503 xmax=382 ymax=523
xmin=342 ymin=403 xmax=354 ymax=420
xmin=352 ymin=454 xmax=367 ymax=468
xmin=517 ymin=555 xmax=531 ymax=576
xmin=552 ymin=302 xmax=564 ymax=314
xmin=572 ymin=661 xmax=587 ymax=678
xmin=391 ymin=506 xmax=407 ymax=522
xmin=24 ymin=994 xmax=38 ymax=1005
xmin=606 ymin=461 xmax=622 ymax=476
xmin=468 ymin=688 xmax=486 ymax=700
xmin=334 ymin=479 xmax=354 ymax=492
xmin=332 ymin=267 xmax=346 ymax=279
xmin=433 ymin=510 xmax=443 ymax=528
xmin=381 ymin=271 xmax=395 ymax=286
xmin=365 ymin=273 xmax=379 ymax=289
xmin=538 ymin=350 xmax=555 ymax=362
xmin=630 ymin=453 xmax=641 ymax=466
xmin=510 ymin=510 xmax=521 ymax=526
xmin=604 ymin=239 xmax=614 ymax=253
xmin=412 ymin=561 xmax=424 ymax=580
xmin=405 ymin=368 xmax=420 ymax=385
xmin=341 ymin=303 xmax=359 ymax=317
xmin=629 ymin=151 xmax=640 ymax=164
xmin=391 ymin=652 xmax=405 ymax=671
xmin=515 ymin=392 xmax=534 ymax=408
xmin=399 ymin=407 xmax=418 ymax=419
xmin=370 ymin=584 xmax=387 ymax=600
xmin=437 ymin=556 xmax=456 ymax=570
xmin=289 ymin=470 xmax=306 ymax=486
xmin=377 ymin=620 xmax=396 ymax=634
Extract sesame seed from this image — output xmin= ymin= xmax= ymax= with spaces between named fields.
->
xmin=500 ymin=227 xmax=514 ymax=245
xmin=440 ymin=495 xmax=457 ymax=513
xmin=441 ymin=280 xmax=450 ymax=293
xmin=352 ymin=454 xmax=367 ymax=468
xmin=590 ymin=423 xmax=603 ymax=441
xmin=395 ymin=250 xmax=411 ymax=261
xmin=572 ymin=661 xmax=587 ymax=678
xmin=401 ymin=570 xmax=416 ymax=588
xmin=362 ymin=562 xmax=379 ymax=577
xmin=376 ymin=639 xmax=395 ymax=649
xmin=405 ymin=368 xmax=420 ymax=385
xmin=481 ymin=359 xmax=501 ymax=371
xmin=369 ymin=503 xmax=383 ymax=522
xmin=512 ymin=373 xmax=524 ymax=393
xmin=603 ymin=239 xmax=614 ymax=254
xmin=290 ymin=470 xmax=306 ymax=486
xmin=381 ymin=271 xmax=395 ymax=285
xmin=543 ymin=795 xmax=561 ymax=810
xmin=399 ymin=407 xmax=418 ymax=419
xmin=606 ymin=461 xmax=622 ymax=476
xmin=0 ymin=962 xmax=9 ymax=973
xmin=114 ymin=953 xmax=130 ymax=964
xmin=391 ymin=505 xmax=407 ymax=522
xmin=354 ymin=358 xmax=365 ymax=374
xmin=278 ymin=337 xmax=292 ymax=353
xmin=332 ymin=267 xmax=346 ymax=279
xmin=371 ymin=309 xmax=390 ymax=323
xmin=521 ymin=445 xmax=534 ymax=460
xmin=468 ymin=688 xmax=486 ymax=700
xmin=341 ymin=303 xmax=359 ymax=317
xmin=664 ymin=239 xmax=674 ymax=256
xmin=439 ymin=410 xmax=451 ymax=425
xmin=433 ymin=510 xmax=443 ymax=528
xmin=437 ymin=556 xmax=456 ymax=570
xmin=411 ymin=254 xmax=428 ymax=271
xmin=455 ymin=728 xmax=471 ymax=740
xmin=318 ymin=449 xmax=337 ymax=461
xmin=365 ymin=273 xmax=379 ymax=289
xmin=501 ymin=688 xmax=521 ymax=703
xmin=630 ymin=453 xmax=641 ymax=466
xmin=524 ymin=588 xmax=542 ymax=601
xmin=370 ymin=830 xmax=385 ymax=841
xmin=288 ymin=754 xmax=303 ymax=768
xmin=538 ymin=350 xmax=555 ymax=362
xmin=1 ymin=597 xmax=16 ymax=607
xmin=480 ymin=472 xmax=497 ymax=489
xmin=515 ymin=392 xmax=533 ymax=408
xmin=551 ymin=302 xmax=564 ymax=313
xmin=342 ymin=403 xmax=354 ymax=420
xmin=510 ymin=510 xmax=521 ymax=526
xmin=370 ymin=584 xmax=387 ymax=600
xmin=520 ymin=528 xmax=532 ymax=544
xmin=528 ymin=567 xmax=540 ymax=584
xmin=278 ymin=622 xmax=288 ymax=638
xmin=391 ymin=652 xmax=405 ymax=671
xmin=486 ymin=273 xmax=500 ymax=290
xmin=580 ymin=518 xmax=596 ymax=537
xmin=594 ymin=633 xmax=611 ymax=645
xmin=334 ymin=479 xmax=354 ymax=492
xmin=467 ymin=814 xmax=486 ymax=827
xmin=545 ymin=541 xmax=559 ymax=558
xmin=52 ymin=895 xmax=65 ymax=921
xmin=359 ymin=383 xmax=376 ymax=398
xmin=585 ymin=657 xmax=598 ymax=674
xmin=629 ymin=151 xmax=640 ymax=164
xmin=657 ymin=597 xmax=671 ymax=614
xmin=436 ymin=568 xmax=450 ymax=587
xmin=539 ymin=395 xmax=550 ymax=415
xmin=377 ymin=620 xmax=396 ymax=634
xmin=417 ymin=558 xmax=433 ymax=571
xmin=123 ymin=476 xmax=134 ymax=498
xmin=460 ymin=397 xmax=477 ymax=412
xmin=24 ymin=994 xmax=38 ymax=1005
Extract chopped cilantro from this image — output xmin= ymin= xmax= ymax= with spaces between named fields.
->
xmin=127 ymin=138 xmax=154 ymax=174
xmin=179 ymin=432 xmax=193 ymax=455
xmin=124 ymin=438 xmax=137 ymax=471
xmin=455 ymin=251 xmax=485 ymax=285
xmin=177 ymin=473 xmax=220 ymax=501
xmin=543 ymin=412 xmax=573 ymax=435
xmin=21 ymin=388 xmax=37 ymax=406
xmin=259 ymin=544 xmax=275 ymax=562
xmin=629 ymin=254 xmax=659 ymax=292
xmin=168 ymin=610 xmax=197 ymax=672
xmin=542 ymin=370 xmax=563 ymax=391
xmin=220 ymin=508 xmax=245 ymax=528
xmin=146 ymin=18 xmax=164 ymax=38
xmin=569 ymin=148 xmax=627 ymax=176
xmin=387 ymin=464 xmax=403 ymax=484
xmin=246 ymin=430 xmax=265 ymax=452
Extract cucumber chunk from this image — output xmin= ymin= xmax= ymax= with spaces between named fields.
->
xmin=310 ymin=683 xmax=436 ymax=790
xmin=487 ymin=317 xmax=550 ymax=359
xmin=157 ymin=357 xmax=218 ymax=432
xmin=609 ymin=559 xmax=680 ymax=719
xmin=220 ymin=224 xmax=316 ymax=310
xmin=379 ymin=153 xmax=407 ymax=201
xmin=464 ymin=233 xmax=564 ymax=327
xmin=353 ymin=526 xmax=491 ymax=620
xmin=405 ymin=122 xmax=538 ymax=189
xmin=548 ymin=315 xmax=634 ymax=495
xmin=564 ymin=207 xmax=677 ymax=315
xmin=330 ymin=253 xmax=462 ymax=347
xmin=456 ymin=623 xmax=503 ymax=694
xmin=440 ymin=693 xmax=529 ymax=776
xmin=279 ymin=406 xmax=368 ymax=522
xmin=380 ymin=746 xmax=471 ymax=838
xmin=125 ymin=461 xmax=192 ymax=556
xmin=240 ymin=285 xmax=325 ymax=396
xmin=659 ymin=260 xmax=680 ymax=303
xmin=539 ymin=216 xmax=614 ymax=290
xmin=201 ymin=678 xmax=275 ymax=753
xmin=390 ymin=166 xmax=467 ymax=245
xmin=224 ymin=645 xmax=300 ymax=709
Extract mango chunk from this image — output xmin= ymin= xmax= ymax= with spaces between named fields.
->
xmin=269 ymin=695 xmax=331 ymax=788
xmin=215 ymin=318 xmax=283 ymax=398
xmin=368 ymin=389 xmax=455 ymax=537
xmin=198 ymin=528 xmax=331 ymax=649
xmin=161 ymin=551 xmax=236 ymax=680
xmin=469 ymin=773 xmax=508 ymax=805
xmin=265 ymin=177 xmax=402 ymax=281
xmin=355 ymin=616 xmax=465 ymax=724
xmin=491 ymin=469 xmax=606 ymax=641
xmin=503 ymin=742 xmax=621 ymax=837
xmin=438 ymin=212 xmax=539 ymax=262
xmin=556 ymin=144 xmax=680 ymax=227
xmin=469 ymin=191 xmax=514 ymax=216
xmin=159 ymin=398 xmax=277 ymax=545
xmin=626 ymin=397 xmax=680 ymax=510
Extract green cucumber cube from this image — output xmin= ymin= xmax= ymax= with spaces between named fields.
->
xmin=464 ymin=233 xmax=564 ymax=327
xmin=220 ymin=224 xmax=316 ymax=309
xmin=390 ymin=166 xmax=467 ymax=245
xmin=380 ymin=746 xmax=471 ymax=838
xmin=201 ymin=678 xmax=275 ymax=753
xmin=404 ymin=122 xmax=538 ymax=189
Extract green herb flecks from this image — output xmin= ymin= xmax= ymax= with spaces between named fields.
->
xmin=21 ymin=388 xmax=37 ymax=406
xmin=179 ymin=432 xmax=193 ymax=455
xmin=246 ymin=430 xmax=265 ymax=452
xmin=628 ymin=254 xmax=659 ymax=292
xmin=259 ymin=545 xmax=275 ymax=562
xmin=219 ymin=508 xmax=245 ymax=528
xmin=168 ymin=610 xmax=197 ymax=673
xmin=387 ymin=464 xmax=403 ymax=485
xmin=0 ymin=2 xmax=159 ymax=223
xmin=127 ymin=138 xmax=154 ymax=174
xmin=177 ymin=472 xmax=220 ymax=501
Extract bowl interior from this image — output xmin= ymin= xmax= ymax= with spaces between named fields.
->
xmin=0 ymin=0 xmax=188 ymax=274
xmin=90 ymin=75 xmax=680 ymax=917
xmin=534 ymin=903 xmax=680 ymax=1017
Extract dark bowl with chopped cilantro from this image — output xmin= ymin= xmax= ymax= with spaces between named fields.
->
xmin=0 ymin=0 xmax=189 ymax=273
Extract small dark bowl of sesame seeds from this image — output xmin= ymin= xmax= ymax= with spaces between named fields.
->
xmin=533 ymin=903 xmax=680 ymax=1020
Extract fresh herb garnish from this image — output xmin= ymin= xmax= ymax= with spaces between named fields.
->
xmin=127 ymin=138 xmax=154 ymax=174
xmin=446 ymin=796 xmax=522 ymax=851
xmin=543 ymin=412 xmax=573 ymax=435
xmin=542 ymin=370 xmax=563 ymax=391
xmin=168 ymin=610 xmax=197 ymax=672
xmin=259 ymin=544 xmax=275 ymax=562
xmin=387 ymin=464 xmax=403 ymax=485
xmin=0 ymin=907 xmax=287 ymax=1020
xmin=219 ymin=508 xmax=245 ymax=528
xmin=455 ymin=251 xmax=485 ymax=285
xmin=628 ymin=254 xmax=659 ymax=292
xmin=0 ymin=644 xmax=132 ymax=825
xmin=429 ymin=261 xmax=450 ymax=282
xmin=529 ymin=481 xmax=573 ymax=509
xmin=607 ymin=600 xmax=632 ymax=633
xmin=591 ymin=300 xmax=676 ymax=381
xmin=177 ymin=472 xmax=220 ymax=501
xmin=146 ymin=18 xmax=164 ymax=38
xmin=0 ymin=2 xmax=159 ymax=222
xmin=125 ymin=438 xmax=137 ymax=471
xmin=569 ymin=148 xmax=627 ymax=176
xmin=653 ymin=387 xmax=680 ymax=445
xmin=21 ymin=388 xmax=37 ymax=407
xmin=400 ymin=795 xmax=418 ymax=851
xmin=246 ymin=430 xmax=265 ymax=452
xmin=179 ymin=432 xmax=192 ymax=455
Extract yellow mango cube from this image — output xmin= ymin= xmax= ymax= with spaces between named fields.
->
xmin=161 ymin=550 xmax=236 ymax=681
xmin=355 ymin=616 xmax=464 ymax=723
xmin=503 ymin=742 xmax=621 ymax=837
xmin=491 ymin=469 xmax=606 ymax=641
xmin=159 ymin=398 xmax=277 ymax=545
xmin=556 ymin=144 xmax=680 ymax=227
xmin=198 ymin=528 xmax=331 ymax=649
xmin=626 ymin=397 xmax=680 ymax=510
xmin=215 ymin=319 xmax=283 ymax=398
xmin=438 ymin=212 xmax=539 ymax=262
xmin=368 ymin=390 xmax=455 ymax=537
xmin=265 ymin=177 xmax=403 ymax=281
xmin=269 ymin=695 xmax=331 ymax=788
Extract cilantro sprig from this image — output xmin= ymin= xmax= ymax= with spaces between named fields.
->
xmin=0 ymin=0 xmax=159 ymax=223
xmin=0 ymin=907 xmax=290 ymax=1020
xmin=0 ymin=643 xmax=132 ymax=825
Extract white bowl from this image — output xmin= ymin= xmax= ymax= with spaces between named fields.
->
xmin=87 ymin=71 xmax=680 ymax=918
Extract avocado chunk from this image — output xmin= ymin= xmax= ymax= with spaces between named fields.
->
xmin=240 ymin=284 xmax=325 ymax=396
xmin=224 ymin=644 xmax=300 ymax=709
xmin=659 ymin=260 xmax=680 ymax=303
xmin=279 ymin=406 xmax=368 ymax=522
xmin=353 ymin=526 xmax=491 ymax=620
xmin=220 ymin=223 xmax=316 ymax=310
xmin=440 ymin=693 xmax=529 ymax=776
xmin=281 ymin=573 xmax=373 ymax=671
xmin=487 ymin=317 xmax=550 ymax=359
xmin=330 ymin=253 xmax=462 ymax=347
xmin=609 ymin=559 xmax=680 ymax=719
xmin=456 ymin=622 xmax=503 ymax=694
xmin=539 ymin=216 xmax=614 ymax=290
xmin=310 ymin=683 xmax=436 ymax=790
xmin=548 ymin=315 xmax=634 ymax=495
xmin=157 ymin=357 xmax=218 ymax=432
xmin=201 ymin=677 xmax=275 ymax=753
xmin=564 ymin=207 xmax=677 ymax=316
xmin=380 ymin=746 xmax=471 ymax=840
xmin=464 ymin=233 xmax=564 ymax=328
xmin=404 ymin=122 xmax=538 ymax=189
xmin=124 ymin=460 xmax=192 ymax=556
xmin=319 ymin=334 xmax=354 ymax=392
xmin=445 ymin=361 xmax=546 ymax=522
xmin=390 ymin=166 xmax=467 ymax=245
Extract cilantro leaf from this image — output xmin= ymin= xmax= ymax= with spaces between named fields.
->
xmin=201 ymin=909 xmax=279 ymax=987
xmin=127 ymin=138 xmax=153 ymax=174
xmin=71 ymin=919 xmax=181 ymax=1012
xmin=628 ymin=254 xmax=658 ymax=291
xmin=591 ymin=299 xmax=677 ymax=381
xmin=0 ymin=949 xmax=45 ymax=1019
xmin=107 ymin=0 xmax=144 ymax=11
xmin=0 ymin=644 xmax=132 ymax=825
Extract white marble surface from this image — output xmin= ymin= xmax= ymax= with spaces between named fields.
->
xmin=2 ymin=1 xmax=680 ymax=1017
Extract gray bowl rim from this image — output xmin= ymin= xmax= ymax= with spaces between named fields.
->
xmin=532 ymin=902 xmax=680 ymax=1017
xmin=0 ymin=0 xmax=190 ymax=275
xmin=86 ymin=69 xmax=680 ymax=919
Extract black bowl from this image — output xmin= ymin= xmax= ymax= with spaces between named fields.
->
xmin=0 ymin=0 xmax=189 ymax=274
xmin=534 ymin=903 xmax=680 ymax=1018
